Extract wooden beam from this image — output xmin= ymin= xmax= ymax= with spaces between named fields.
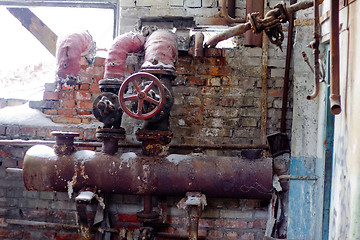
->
xmin=7 ymin=8 xmax=58 ymax=56
xmin=0 ymin=0 xmax=116 ymax=8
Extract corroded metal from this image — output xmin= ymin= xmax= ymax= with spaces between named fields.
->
xmin=96 ymin=128 xmax=126 ymax=155
xmin=244 ymin=0 xmax=264 ymax=47
xmin=93 ymin=92 xmax=123 ymax=128
xmin=52 ymin=131 xmax=79 ymax=155
xmin=23 ymin=146 xmax=273 ymax=199
xmin=136 ymin=130 xmax=173 ymax=156
xmin=329 ymin=0 xmax=341 ymax=115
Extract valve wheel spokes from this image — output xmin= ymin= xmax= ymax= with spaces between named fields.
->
xmin=119 ymin=72 xmax=165 ymax=120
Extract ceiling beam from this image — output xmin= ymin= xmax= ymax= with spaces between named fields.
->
xmin=0 ymin=0 xmax=116 ymax=8
xmin=7 ymin=8 xmax=58 ymax=56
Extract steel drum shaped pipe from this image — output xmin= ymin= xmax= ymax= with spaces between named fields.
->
xmin=23 ymin=145 xmax=273 ymax=199
xmin=56 ymin=31 xmax=95 ymax=79
xmin=104 ymin=32 xmax=145 ymax=79
xmin=141 ymin=30 xmax=178 ymax=70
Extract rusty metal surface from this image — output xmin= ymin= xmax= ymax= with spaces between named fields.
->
xmin=329 ymin=0 xmax=341 ymax=115
xmin=219 ymin=0 xmax=245 ymax=24
xmin=205 ymin=22 xmax=252 ymax=48
xmin=306 ymin=0 xmax=321 ymax=100
xmin=260 ymin=34 xmax=268 ymax=145
xmin=52 ymin=131 xmax=79 ymax=155
xmin=194 ymin=32 xmax=204 ymax=57
xmin=244 ymin=0 xmax=264 ymax=47
xmin=23 ymin=146 xmax=273 ymax=199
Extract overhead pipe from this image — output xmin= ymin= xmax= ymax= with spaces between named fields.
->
xmin=219 ymin=0 xmax=245 ymax=24
xmin=55 ymin=31 xmax=95 ymax=82
xmin=205 ymin=0 xmax=323 ymax=48
xmin=104 ymin=32 xmax=145 ymax=80
xmin=306 ymin=0 xmax=320 ymax=100
xmin=23 ymin=145 xmax=273 ymax=199
xmin=329 ymin=0 xmax=341 ymax=115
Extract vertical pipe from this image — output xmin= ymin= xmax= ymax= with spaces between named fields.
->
xmin=260 ymin=34 xmax=269 ymax=144
xmin=188 ymin=206 xmax=200 ymax=240
xmin=329 ymin=0 xmax=341 ymax=115
xmin=280 ymin=0 xmax=296 ymax=133
xmin=227 ymin=0 xmax=235 ymax=18
xmin=307 ymin=0 xmax=320 ymax=100
xmin=144 ymin=195 xmax=152 ymax=214
xmin=244 ymin=0 xmax=264 ymax=47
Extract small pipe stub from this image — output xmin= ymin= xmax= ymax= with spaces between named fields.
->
xmin=96 ymin=128 xmax=126 ymax=155
xmin=136 ymin=129 xmax=173 ymax=156
xmin=51 ymin=131 xmax=79 ymax=155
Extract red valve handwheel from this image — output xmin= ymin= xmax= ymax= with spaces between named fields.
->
xmin=119 ymin=72 xmax=165 ymax=120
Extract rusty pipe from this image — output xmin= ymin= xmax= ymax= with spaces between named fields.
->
xmin=219 ymin=0 xmax=246 ymax=24
xmin=104 ymin=32 xmax=145 ymax=79
xmin=23 ymin=145 xmax=273 ymax=199
xmin=307 ymin=0 xmax=321 ymax=100
xmin=329 ymin=0 xmax=341 ymax=114
xmin=281 ymin=0 xmax=296 ymax=133
xmin=194 ymin=32 xmax=204 ymax=57
xmin=205 ymin=22 xmax=252 ymax=48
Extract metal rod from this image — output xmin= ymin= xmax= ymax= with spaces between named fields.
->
xmin=329 ymin=0 xmax=341 ymax=114
xmin=280 ymin=0 xmax=296 ymax=133
xmin=6 ymin=168 xmax=23 ymax=174
xmin=0 ymin=140 xmax=268 ymax=150
xmin=278 ymin=175 xmax=318 ymax=180
xmin=260 ymin=34 xmax=269 ymax=144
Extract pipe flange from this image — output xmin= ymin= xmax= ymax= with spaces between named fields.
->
xmin=274 ymin=1 xmax=289 ymax=23
xmin=51 ymin=131 xmax=79 ymax=155
xmin=96 ymin=127 xmax=126 ymax=140
xmin=136 ymin=211 xmax=159 ymax=223
xmin=136 ymin=129 xmax=173 ymax=144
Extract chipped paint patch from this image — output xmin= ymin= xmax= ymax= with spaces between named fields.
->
xmin=166 ymin=154 xmax=192 ymax=166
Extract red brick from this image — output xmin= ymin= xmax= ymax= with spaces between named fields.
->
xmin=51 ymin=116 xmax=82 ymax=124
xmin=90 ymin=84 xmax=101 ymax=93
xmin=76 ymin=109 xmax=92 ymax=115
xmin=221 ymin=98 xmax=235 ymax=107
xmin=199 ymin=218 xmax=214 ymax=228
xmin=208 ymin=230 xmax=223 ymax=238
xmin=58 ymin=108 xmax=74 ymax=116
xmin=252 ymin=220 xmax=267 ymax=229
xmin=43 ymin=109 xmax=58 ymax=115
xmin=94 ymin=57 xmax=106 ymax=66
xmin=21 ymin=126 xmax=36 ymax=136
xmin=0 ymin=228 xmax=11 ymax=238
xmin=6 ymin=126 xmax=20 ymax=136
xmin=85 ymin=66 xmax=104 ymax=75
xmin=226 ymin=231 xmax=238 ymax=239
xmin=77 ymin=100 xmax=93 ymax=109
xmin=206 ymin=77 xmax=221 ymax=86
xmin=205 ymin=48 xmax=222 ymax=57
xmin=78 ymin=72 xmax=93 ymax=84
xmin=62 ymin=99 xmax=75 ymax=109
xmin=176 ymin=66 xmax=195 ymax=75
xmin=79 ymin=83 xmax=90 ymax=90
xmin=76 ymin=91 xmax=92 ymax=101
xmin=268 ymin=89 xmax=283 ymax=97
xmin=124 ymin=65 xmax=135 ymax=74
xmin=240 ymin=232 xmax=255 ymax=240
xmin=60 ymin=85 xmax=71 ymax=91
xmin=59 ymin=91 xmax=75 ymax=99
xmin=92 ymin=75 xmax=104 ymax=84
xmin=117 ymin=214 xmax=139 ymax=223
xmin=83 ymin=130 xmax=96 ymax=141
xmin=56 ymin=233 xmax=83 ymax=240
xmin=215 ymin=219 xmax=247 ymax=229
xmin=203 ymin=97 xmax=219 ymax=106
xmin=187 ymin=76 xmax=204 ymax=86
xmin=43 ymin=91 xmax=59 ymax=100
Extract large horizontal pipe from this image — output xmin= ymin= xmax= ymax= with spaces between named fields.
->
xmin=23 ymin=145 xmax=273 ymax=199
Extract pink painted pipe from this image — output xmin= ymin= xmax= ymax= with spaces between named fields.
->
xmin=56 ymin=31 xmax=95 ymax=80
xmin=142 ymin=30 xmax=178 ymax=70
xmin=104 ymin=32 xmax=145 ymax=79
